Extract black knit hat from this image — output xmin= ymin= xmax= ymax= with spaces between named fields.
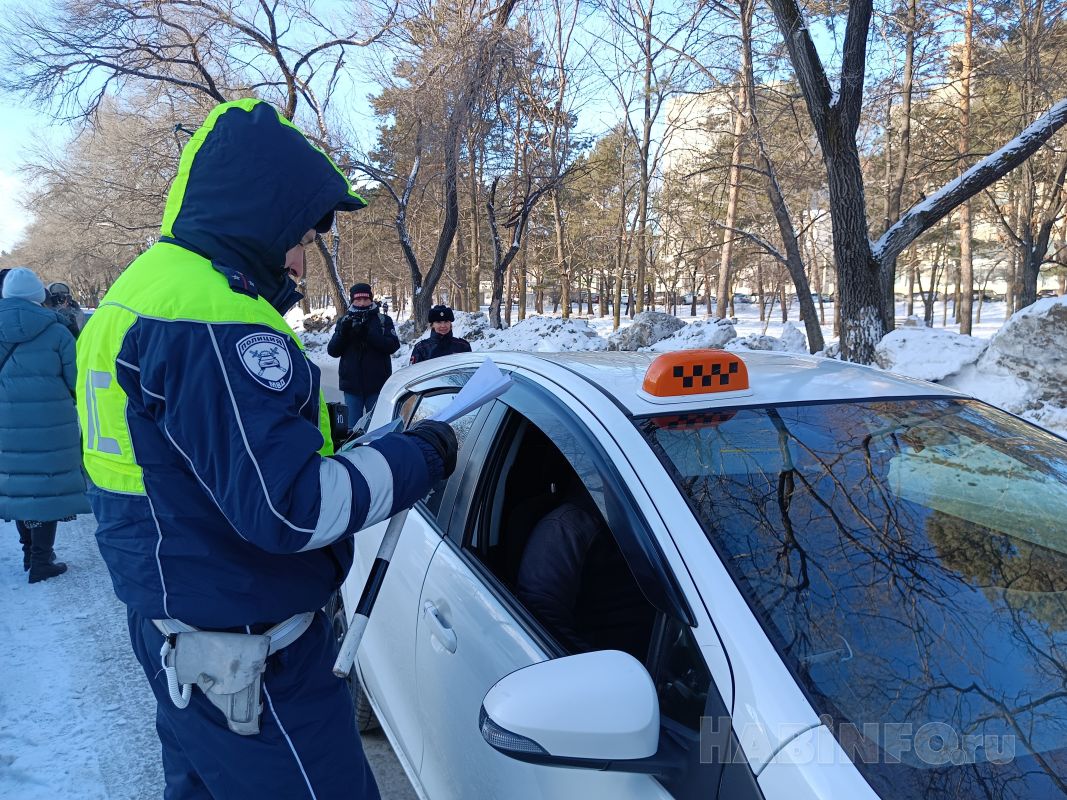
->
xmin=428 ymin=304 xmax=454 ymax=323
xmin=349 ymin=282 xmax=372 ymax=299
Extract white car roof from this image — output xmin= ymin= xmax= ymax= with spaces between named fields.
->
xmin=462 ymin=350 xmax=963 ymax=417
xmin=533 ymin=350 xmax=962 ymax=415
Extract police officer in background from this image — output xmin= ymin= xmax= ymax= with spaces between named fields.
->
xmin=327 ymin=282 xmax=399 ymax=425
xmin=76 ymin=99 xmax=457 ymax=800
xmin=409 ymin=304 xmax=472 ymax=364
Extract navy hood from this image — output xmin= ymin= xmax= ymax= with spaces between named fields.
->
xmin=160 ymin=99 xmax=367 ymax=312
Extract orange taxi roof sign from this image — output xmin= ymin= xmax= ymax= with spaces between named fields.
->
xmin=643 ymin=350 xmax=749 ymax=397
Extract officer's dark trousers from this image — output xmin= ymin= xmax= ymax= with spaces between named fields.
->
xmin=128 ymin=608 xmax=381 ymax=800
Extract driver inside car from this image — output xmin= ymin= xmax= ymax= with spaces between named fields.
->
xmin=516 ymin=491 xmax=655 ymax=660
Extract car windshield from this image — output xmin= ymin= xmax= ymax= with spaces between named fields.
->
xmin=640 ymin=398 xmax=1067 ymax=799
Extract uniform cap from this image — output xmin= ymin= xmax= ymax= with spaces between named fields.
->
xmin=428 ymin=304 xmax=454 ymax=323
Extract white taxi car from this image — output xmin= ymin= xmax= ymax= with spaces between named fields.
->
xmin=333 ymin=349 xmax=1067 ymax=800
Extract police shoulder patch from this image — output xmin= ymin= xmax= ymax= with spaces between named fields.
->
xmin=236 ymin=332 xmax=293 ymax=391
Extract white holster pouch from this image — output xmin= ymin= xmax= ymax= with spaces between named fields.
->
xmin=154 ymin=612 xmax=315 ymax=736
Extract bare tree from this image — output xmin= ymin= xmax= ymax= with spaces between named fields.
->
xmin=351 ymin=0 xmax=522 ymax=330
xmin=0 ymin=0 xmax=395 ymax=305
xmin=598 ymin=0 xmax=707 ymax=315
xmin=1 ymin=93 xmax=187 ymax=302
xmin=737 ymin=0 xmax=822 ymax=351
xmin=764 ymin=0 xmax=1067 ymax=363
xmin=485 ymin=175 xmax=556 ymax=328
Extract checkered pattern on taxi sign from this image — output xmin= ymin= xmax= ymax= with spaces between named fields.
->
xmin=672 ymin=360 xmax=739 ymax=388
xmin=642 ymin=350 xmax=749 ymax=397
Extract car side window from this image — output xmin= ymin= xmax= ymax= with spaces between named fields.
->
xmin=649 ymin=619 xmax=760 ymax=800
xmin=403 ymin=391 xmax=480 ymax=518
xmin=462 ymin=408 xmax=658 ymax=663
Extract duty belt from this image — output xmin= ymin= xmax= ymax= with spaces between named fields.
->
xmin=153 ymin=612 xmax=315 ymax=735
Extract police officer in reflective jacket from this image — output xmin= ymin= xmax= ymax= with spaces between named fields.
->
xmin=76 ymin=99 xmax=457 ymax=800
xmin=409 ymin=304 xmax=472 ymax=364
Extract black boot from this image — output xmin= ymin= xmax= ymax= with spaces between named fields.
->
xmin=28 ymin=523 xmax=66 ymax=584
xmin=16 ymin=521 xmax=32 ymax=572
xmin=16 ymin=521 xmax=56 ymax=572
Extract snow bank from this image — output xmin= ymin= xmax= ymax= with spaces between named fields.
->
xmin=649 ymin=317 xmax=737 ymax=351
xmin=979 ymin=295 xmax=1067 ymax=396
xmin=289 ymin=306 xmax=337 ymax=360
xmin=450 ymin=311 xmax=495 ymax=343
xmin=477 ymin=315 xmax=607 ymax=353
xmin=390 ymin=313 xmax=608 ymax=365
xmin=942 ymin=296 xmax=1067 ymax=437
xmin=607 ymin=311 xmax=685 ymax=351
xmin=874 ymin=324 xmax=987 ymax=382
xmin=726 ymin=322 xmax=808 ymax=354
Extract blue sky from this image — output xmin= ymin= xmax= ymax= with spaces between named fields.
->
xmin=0 ymin=98 xmax=65 ymax=252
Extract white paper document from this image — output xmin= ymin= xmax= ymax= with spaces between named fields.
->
xmin=429 ymin=358 xmax=513 ymax=424
xmin=347 ymin=358 xmax=512 ymax=446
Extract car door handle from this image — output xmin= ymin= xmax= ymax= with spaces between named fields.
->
xmin=423 ymin=601 xmax=457 ymax=654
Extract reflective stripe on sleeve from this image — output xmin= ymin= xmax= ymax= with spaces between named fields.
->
xmin=298 ymin=446 xmax=394 ymax=551
xmin=299 ymin=458 xmax=355 ymax=551
xmin=337 ymin=447 xmax=394 ymax=528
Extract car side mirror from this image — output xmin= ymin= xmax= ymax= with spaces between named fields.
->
xmin=479 ymin=650 xmax=665 ymax=772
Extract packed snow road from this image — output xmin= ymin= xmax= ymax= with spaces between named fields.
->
xmin=0 ymin=515 xmax=416 ymax=799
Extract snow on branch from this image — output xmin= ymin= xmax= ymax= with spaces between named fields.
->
xmin=874 ymin=97 xmax=1067 ymax=266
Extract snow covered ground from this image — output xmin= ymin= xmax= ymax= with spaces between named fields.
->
xmin=0 ymin=516 xmax=161 ymax=799
xmin=0 ymin=516 xmax=416 ymax=799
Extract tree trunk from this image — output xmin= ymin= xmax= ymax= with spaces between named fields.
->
xmin=519 ymin=236 xmax=529 ymax=321
xmin=552 ymin=189 xmax=569 ymax=319
xmin=739 ymin=0 xmax=823 ymax=351
xmin=880 ymin=0 xmax=917 ymax=317
xmin=412 ymin=120 xmax=462 ymax=329
xmin=828 ymin=143 xmax=886 ymax=363
xmin=715 ymin=85 xmax=747 ymax=319
xmin=957 ymin=0 xmax=975 ymax=334
xmin=613 ymin=270 xmax=623 ymax=330
xmin=504 ymin=267 xmax=512 ymax=326
xmin=633 ymin=12 xmax=655 ymax=315
xmin=906 ymin=248 xmax=916 ymax=318
xmin=313 ymin=225 xmax=347 ymax=317
xmin=455 ymin=204 xmax=468 ymax=311
xmin=469 ymin=148 xmax=482 ymax=311
xmin=613 ymin=137 xmax=629 ymax=330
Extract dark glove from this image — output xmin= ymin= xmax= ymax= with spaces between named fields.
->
xmin=405 ymin=420 xmax=458 ymax=479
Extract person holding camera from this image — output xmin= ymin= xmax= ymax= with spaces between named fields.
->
xmin=327 ymin=282 xmax=399 ymax=426
xmin=43 ymin=281 xmax=85 ymax=340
